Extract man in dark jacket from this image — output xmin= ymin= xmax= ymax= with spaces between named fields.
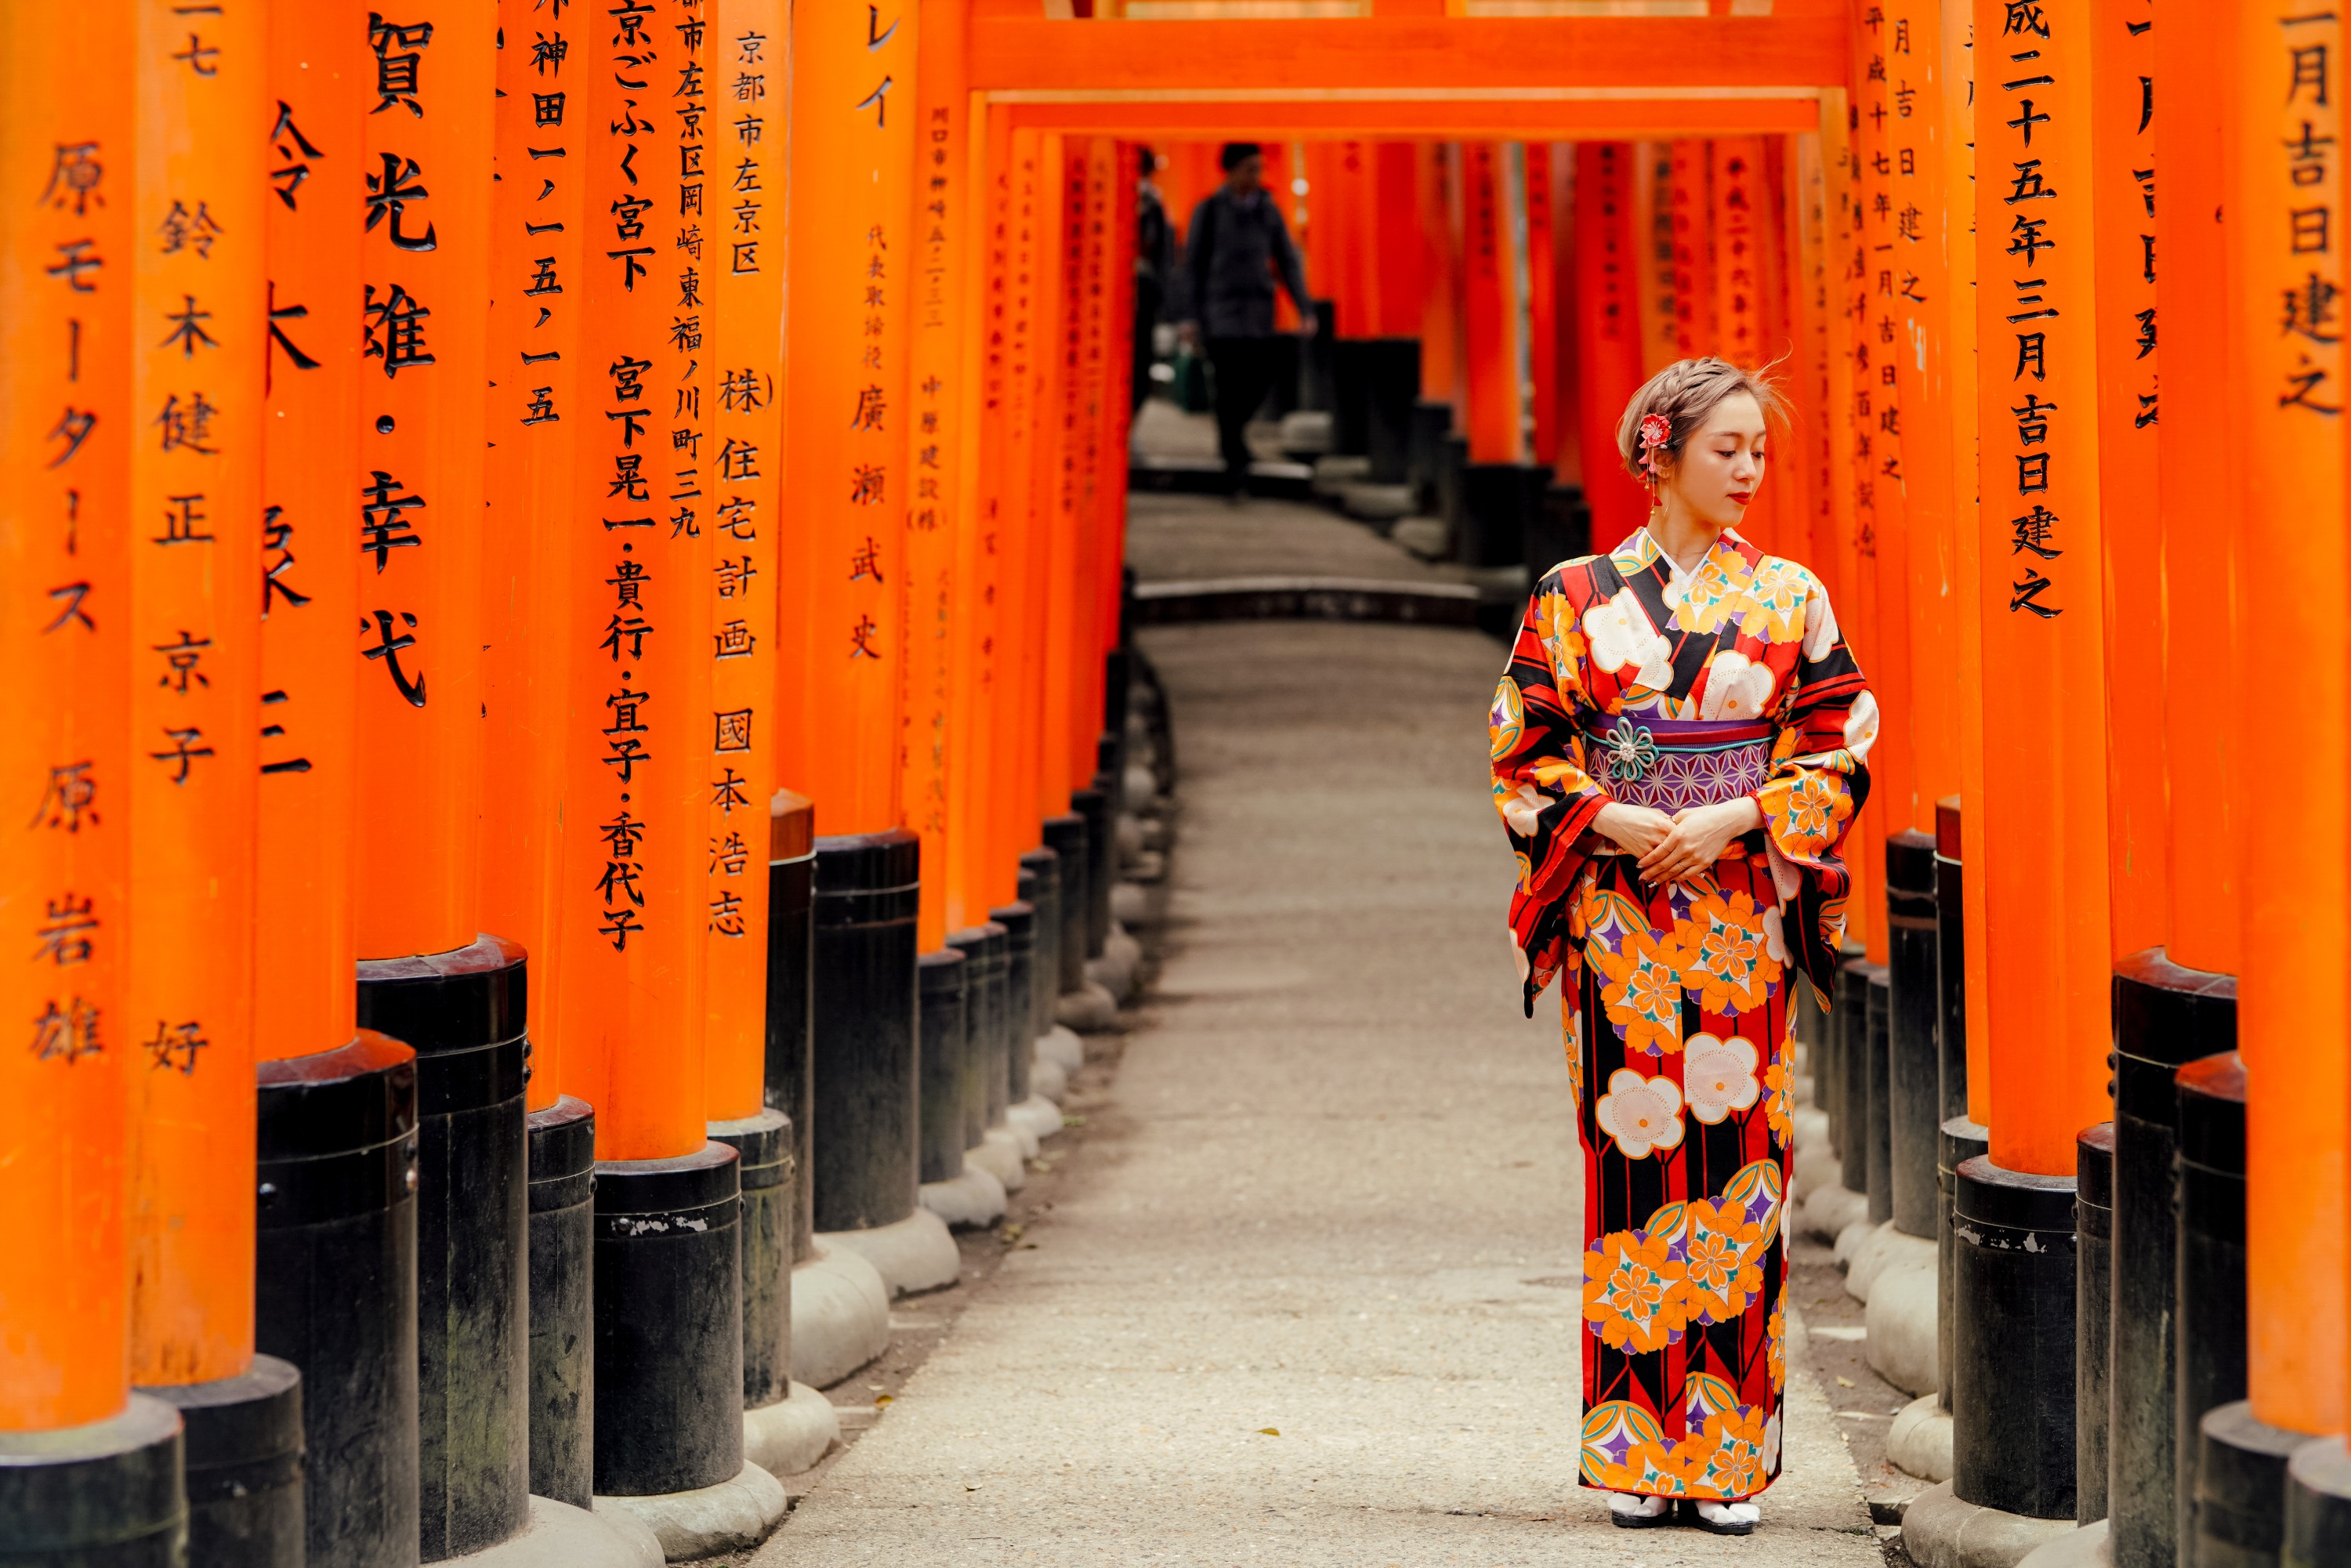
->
xmin=1178 ymin=142 xmax=1315 ymax=499
xmin=1134 ymin=147 xmax=1173 ymax=414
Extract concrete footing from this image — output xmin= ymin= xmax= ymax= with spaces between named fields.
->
xmin=1054 ymin=981 xmax=1119 ymax=1033
xmin=742 ymin=1385 xmax=840 ymax=1478
xmin=817 ymin=1208 xmax=960 ymax=1298
xmin=789 ymin=1242 xmax=891 ymax=1389
xmin=1845 ymin=1219 xmax=1936 ymax=1301
xmin=1008 ymin=1092 xmax=1064 ymax=1144
xmin=1868 ymin=1259 xmax=1940 ymax=1397
xmin=1027 ymin=1053 xmax=1069 ymax=1104
xmin=1110 ymin=880 xmax=1150 ymax=927
xmin=2015 ymin=1519 xmax=2112 ymax=1568
xmin=1890 ymin=1394 xmax=1957 ymax=1484
xmin=962 ymin=1129 xmax=1026 ymax=1193
xmin=594 ymin=1462 xmax=789 ymax=1561
xmin=1901 ymin=1480 xmax=2081 ymax=1568
xmin=444 ymin=1494 xmax=663 ymax=1568
xmin=1802 ymin=1181 xmax=1869 ymax=1244
xmin=1038 ymin=1026 xmax=1085 ymax=1074
xmin=918 ymin=1160 xmax=1009 ymax=1229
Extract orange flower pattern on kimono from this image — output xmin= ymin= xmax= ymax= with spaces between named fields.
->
xmin=1490 ymin=529 xmax=1872 ymax=1501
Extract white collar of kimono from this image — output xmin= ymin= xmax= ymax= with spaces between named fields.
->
xmin=1618 ymin=525 xmax=1747 ymax=584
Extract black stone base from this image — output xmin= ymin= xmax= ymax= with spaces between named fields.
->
xmin=1864 ymin=965 xmax=1893 ymax=1226
xmin=1041 ymin=816 xmax=1089 ymax=994
xmin=357 ymin=936 xmax=531 ymax=1563
xmin=764 ymin=797 xmax=817 ymax=1269
xmin=988 ymin=904 xmax=1035 ymax=1106
xmin=2286 ymin=1435 xmax=2351 ymax=1568
xmin=916 ymin=950 xmax=970 ymax=1186
xmin=1838 ymin=959 xmax=1872 ymax=1195
xmin=1937 ymin=1117 xmax=1989 ymax=1410
xmin=254 ymin=1030 xmax=420 ymax=1568
xmin=1017 ymin=852 xmax=1060 ymax=1044
xmin=2200 ymin=1401 xmax=2318 ymax=1568
xmin=708 ymin=1110 xmax=793 ymax=1412
xmin=948 ymin=923 xmax=1009 ymax=1140
xmin=811 ymin=831 xmax=920 ymax=1236
xmin=1953 ymin=1154 xmax=2078 ymax=1520
xmin=2180 ymin=1052 xmax=2251 ymax=1566
xmin=2077 ymin=1123 xmax=2114 ymax=1526
xmin=143 ymin=1357 xmax=302 ymax=1567
xmin=1074 ymin=784 xmax=1112 ymax=959
xmin=527 ymin=1096 xmax=596 ymax=1511
xmin=0 ymin=1394 xmax=186 ymax=1566
xmin=1886 ymin=830 xmax=1939 ymax=1239
xmin=592 ymin=1143 xmax=745 ymax=1497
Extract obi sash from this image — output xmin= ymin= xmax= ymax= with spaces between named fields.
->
xmin=1582 ymin=713 xmax=1775 ymax=814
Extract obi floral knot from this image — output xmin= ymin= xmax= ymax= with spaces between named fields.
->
xmin=1603 ymin=716 xmax=1659 ymax=783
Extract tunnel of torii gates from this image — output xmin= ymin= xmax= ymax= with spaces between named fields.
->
xmin=3 ymin=0 xmax=2350 ymax=1562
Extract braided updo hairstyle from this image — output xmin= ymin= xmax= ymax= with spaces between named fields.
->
xmin=1614 ymin=357 xmax=1787 ymax=485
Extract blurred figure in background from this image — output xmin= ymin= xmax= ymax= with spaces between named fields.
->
xmin=1178 ymin=141 xmax=1315 ymax=502
xmin=1134 ymin=147 xmax=1174 ymax=414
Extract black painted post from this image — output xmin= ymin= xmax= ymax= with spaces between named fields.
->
xmin=254 ymin=1030 xmax=419 ymax=1566
xmin=145 ymin=1357 xmax=304 ymax=1565
xmin=525 ymin=1095 xmax=596 ymax=1509
xmin=2078 ymin=1123 xmax=2116 ymax=1526
xmin=918 ymin=950 xmax=970 ymax=1187
xmin=1953 ymin=1156 xmax=2078 ymax=1520
xmin=1934 ymin=798 xmax=1969 ymax=1124
xmin=708 ymin=1110 xmax=793 ymax=1414
xmin=592 ymin=1144 xmax=745 ymax=1496
xmin=353 ymin=936 xmax=529 ymax=1563
xmin=1363 ymin=339 xmax=1422 ymax=485
xmin=1887 ymin=832 xmax=1940 ymax=1237
xmin=2179 ymin=1052 xmax=2249 ymax=1565
xmin=1838 ymin=958 xmax=1872 ymax=1199
xmin=1865 ymin=966 xmax=1893 ymax=1226
xmin=0 ymin=1396 xmax=187 ymax=1567
xmin=1073 ymin=790 xmax=1112 ymax=962
xmin=2110 ymin=952 xmax=2238 ymax=1568
xmin=992 ymin=901 xmax=1038 ymax=1109
xmin=1406 ymin=399 xmax=1451 ymax=510
xmin=1041 ymin=816 xmax=1089 ymax=995
xmin=1019 ymin=851 xmax=1063 ymax=1043
xmin=1939 ymin=1117 xmax=1989 ymax=1410
xmin=810 ymin=830 xmax=922 ymax=1235
xmin=766 ymin=792 xmax=817 ymax=1265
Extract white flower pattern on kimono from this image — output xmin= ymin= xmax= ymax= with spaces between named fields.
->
xmin=1500 ymin=781 xmax=1547 ymax=836
xmin=1761 ymin=904 xmax=1787 ymax=965
xmin=1596 ymin=1067 xmax=1686 ymax=1158
xmin=1799 ymin=584 xmax=1840 ymax=661
xmin=1683 ymin=1034 xmax=1762 ymax=1124
xmin=1583 ymin=588 xmax=1675 ymax=690
xmin=1698 ymin=650 xmax=1776 ymax=722
xmin=1842 ymin=690 xmax=1881 ymax=759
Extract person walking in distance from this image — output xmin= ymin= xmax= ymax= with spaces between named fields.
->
xmin=1133 ymin=147 xmax=1174 ymax=415
xmin=1178 ymin=142 xmax=1315 ymax=502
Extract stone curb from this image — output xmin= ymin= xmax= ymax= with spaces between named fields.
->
xmin=1900 ymin=1479 xmax=2081 ymax=1568
xmin=742 ymin=1384 xmax=840 ymax=1479
xmin=789 ymin=1243 xmax=890 ymax=1389
xmin=596 ymin=1462 xmax=789 ymax=1561
xmin=817 ymin=1208 xmax=960 ymax=1298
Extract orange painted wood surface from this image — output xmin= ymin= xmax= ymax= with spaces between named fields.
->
xmin=2154 ymin=0 xmax=2242 ymax=980
xmin=484 ymin=0 xmax=588 ymax=1111
xmin=2228 ymin=0 xmax=2346 ymax=1439
xmin=563 ymin=0 xmax=718 ymax=1160
xmin=1418 ymin=141 xmax=1463 ymax=408
xmin=1 ymin=0 xmax=137 ymax=1432
xmin=1571 ymin=142 xmax=1647 ymax=547
xmin=129 ymin=0 xmax=269 ymax=1387
xmin=969 ymin=16 xmax=1847 ymax=93
xmin=1371 ymin=142 xmax=1427 ymax=339
xmin=1666 ymin=141 xmax=1713 ymax=360
xmin=1523 ymin=143 xmax=1560 ymax=471
xmin=2088 ymin=0 xmax=2167 ymax=960
xmin=780 ymin=0 xmax=918 ymax=839
xmin=1034 ymin=136 xmax=1078 ymax=820
xmin=1460 ymin=142 xmax=1521 ymax=463
xmin=1972 ymin=0 xmax=2116 ymax=1179
xmin=704 ymin=0 xmax=788 ymax=1118
xmin=353 ymin=0 xmax=494 ymax=963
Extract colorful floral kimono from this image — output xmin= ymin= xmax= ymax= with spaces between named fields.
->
xmin=1487 ymin=527 xmax=1874 ymax=1501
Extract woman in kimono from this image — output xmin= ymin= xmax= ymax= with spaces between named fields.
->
xmin=1488 ymin=359 xmax=1875 ymax=1534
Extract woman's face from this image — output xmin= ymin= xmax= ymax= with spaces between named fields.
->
xmin=1661 ymin=391 xmax=1768 ymax=530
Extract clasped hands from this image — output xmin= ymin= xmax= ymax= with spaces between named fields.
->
xmin=1593 ymin=797 xmax=1765 ymax=889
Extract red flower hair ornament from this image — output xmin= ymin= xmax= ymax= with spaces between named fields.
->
xmin=1638 ymin=412 xmax=1673 ymax=478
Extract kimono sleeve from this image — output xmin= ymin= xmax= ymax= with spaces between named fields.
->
xmin=1490 ymin=573 xmax=1611 ymax=1016
xmin=1752 ymin=571 xmax=1877 ymax=1005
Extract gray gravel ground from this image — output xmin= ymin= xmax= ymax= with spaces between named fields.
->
xmin=755 ymin=495 xmax=1881 ymax=1566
